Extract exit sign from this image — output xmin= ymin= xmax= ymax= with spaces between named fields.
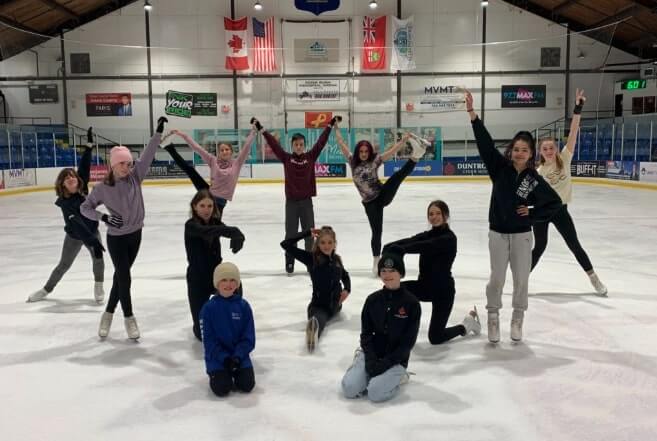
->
xmin=621 ymin=79 xmax=647 ymax=90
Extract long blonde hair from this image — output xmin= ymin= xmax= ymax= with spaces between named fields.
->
xmin=538 ymin=137 xmax=563 ymax=171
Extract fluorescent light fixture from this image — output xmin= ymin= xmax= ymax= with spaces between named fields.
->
xmin=481 ymin=1 xmax=489 ymax=6
xmin=369 ymin=0 xmax=378 ymax=9
xmin=254 ymin=1 xmax=263 ymax=11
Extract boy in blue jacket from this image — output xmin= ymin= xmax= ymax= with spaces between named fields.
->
xmin=200 ymin=262 xmax=255 ymax=397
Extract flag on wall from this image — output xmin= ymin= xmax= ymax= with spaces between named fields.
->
xmin=224 ymin=17 xmax=249 ymax=70
xmin=253 ymin=17 xmax=277 ymax=72
xmin=295 ymin=0 xmax=340 ymax=16
xmin=361 ymin=16 xmax=386 ymax=70
xmin=391 ymin=16 xmax=415 ymax=71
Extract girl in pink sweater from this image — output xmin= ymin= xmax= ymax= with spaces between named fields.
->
xmin=162 ymin=129 xmax=256 ymax=214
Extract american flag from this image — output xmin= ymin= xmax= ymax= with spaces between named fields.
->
xmin=253 ymin=17 xmax=276 ymax=72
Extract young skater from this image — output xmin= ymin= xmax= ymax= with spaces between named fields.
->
xmin=252 ymin=116 xmax=337 ymax=275
xmin=466 ymin=91 xmax=562 ymax=343
xmin=81 ymin=116 xmax=168 ymax=340
xmin=27 ymin=127 xmax=106 ymax=303
xmin=161 ymin=128 xmax=256 ymax=214
xmin=533 ymin=89 xmax=607 ymax=296
xmin=185 ymin=189 xmax=245 ymax=341
xmin=334 ymin=125 xmax=427 ymax=275
xmin=280 ymin=226 xmax=351 ymax=352
xmin=201 ymin=262 xmax=255 ymax=397
xmin=383 ymin=200 xmax=481 ymax=344
xmin=341 ymin=253 xmax=420 ymax=403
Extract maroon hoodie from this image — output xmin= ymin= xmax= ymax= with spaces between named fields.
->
xmin=262 ymin=125 xmax=331 ymax=200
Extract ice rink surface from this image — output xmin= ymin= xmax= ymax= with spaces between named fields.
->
xmin=1 ymin=180 xmax=656 ymax=441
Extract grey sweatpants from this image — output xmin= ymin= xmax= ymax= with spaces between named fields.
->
xmin=485 ymin=231 xmax=532 ymax=312
xmin=341 ymin=350 xmax=407 ymax=403
xmin=284 ymin=198 xmax=315 ymax=267
xmin=44 ymin=232 xmax=104 ymax=293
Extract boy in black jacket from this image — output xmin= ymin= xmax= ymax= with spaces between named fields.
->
xmin=341 ymin=253 xmax=420 ymax=403
xmin=465 ymin=91 xmax=561 ymax=343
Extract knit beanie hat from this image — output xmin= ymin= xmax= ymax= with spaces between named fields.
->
xmin=109 ymin=146 xmax=133 ymax=167
xmin=213 ymin=262 xmax=241 ymax=288
xmin=378 ymin=253 xmax=405 ymax=278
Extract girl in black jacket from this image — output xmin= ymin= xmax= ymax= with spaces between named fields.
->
xmin=466 ymin=91 xmax=562 ymax=343
xmin=280 ymin=226 xmax=351 ymax=353
xmin=28 ymin=127 xmax=106 ymax=303
xmin=383 ymin=200 xmax=480 ymax=345
xmin=185 ymin=189 xmax=245 ymax=341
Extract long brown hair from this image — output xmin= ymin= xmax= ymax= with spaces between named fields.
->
xmin=54 ymin=168 xmax=84 ymax=198
xmin=311 ymin=225 xmax=343 ymax=267
xmin=427 ymin=199 xmax=451 ymax=227
xmin=504 ymin=131 xmax=536 ymax=169
xmin=538 ymin=137 xmax=564 ymax=171
xmin=189 ymin=189 xmax=221 ymax=223
xmin=103 ymin=168 xmax=115 ymax=186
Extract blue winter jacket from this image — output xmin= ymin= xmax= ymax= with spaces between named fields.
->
xmin=200 ymin=293 xmax=255 ymax=374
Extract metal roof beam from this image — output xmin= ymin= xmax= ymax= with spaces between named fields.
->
xmin=36 ymin=0 xmax=78 ymax=20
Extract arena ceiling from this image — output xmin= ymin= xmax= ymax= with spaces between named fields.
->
xmin=0 ymin=0 xmax=138 ymax=61
xmin=0 ymin=0 xmax=655 ymax=62
xmin=502 ymin=0 xmax=657 ymax=59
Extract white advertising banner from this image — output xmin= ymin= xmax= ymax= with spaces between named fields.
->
xmin=3 ymin=168 xmax=37 ymax=188
xmin=296 ymin=79 xmax=340 ymax=102
xmin=639 ymin=162 xmax=657 ymax=183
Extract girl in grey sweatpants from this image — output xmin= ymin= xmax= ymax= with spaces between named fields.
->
xmin=466 ymin=92 xmax=561 ymax=343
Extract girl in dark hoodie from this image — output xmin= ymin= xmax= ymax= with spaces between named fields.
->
xmin=280 ymin=226 xmax=350 ymax=353
xmin=28 ymin=127 xmax=106 ymax=303
xmin=466 ymin=91 xmax=561 ymax=343
xmin=383 ymin=200 xmax=481 ymax=345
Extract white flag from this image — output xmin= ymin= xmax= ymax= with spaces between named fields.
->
xmin=390 ymin=16 xmax=415 ymax=71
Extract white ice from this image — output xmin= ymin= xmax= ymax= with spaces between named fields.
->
xmin=1 ymin=180 xmax=657 ymax=441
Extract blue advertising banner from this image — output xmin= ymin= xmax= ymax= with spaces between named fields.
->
xmin=606 ymin=161 xmax=640 ymax=180
xmin=442 ymin=159 xmax=488 ymax=176
xmin=384 ymin=160 xmax=442 ymax=177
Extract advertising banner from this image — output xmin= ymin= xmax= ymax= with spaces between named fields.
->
xmin=294 ymin=39 xmax=340 ymax=63
xmin=501 ymin=85 xmax=546 ymax=108
xmin=147 ymin=163 xmax=191 ymax=179
xmin=315 ymin=163 xmax=346 ymax=177
xmin=165 ymin=91 xmax=217 ymax=118
xmin=442 ymin=159 xmax=488 ymax=176
xmin=86 ymin=93 xmax=132 ymax=117
xmin=639 ymin=161 xmax=657 ymax=183
xmin=384 ymin=160 xmax=442 ymax=177
xmin=3 ymin=168 xmax=36 ymax=188
xmin=418 ymin=85 xmax=464 ymax=112
xmin=606 ymin=161 xmax=639 ymax=180
xmin=570 ymin=160 xmax=607 ymax=178
xmin=296 ymin=79 xmax=340 ymax=101
xmin=90 ymin=165 xmax=108 ymax=183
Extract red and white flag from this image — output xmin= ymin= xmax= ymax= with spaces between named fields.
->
xmin=361 ymin=16 xmax=386 ymax=70
xmin=253 ymin=17 xmax=277 ymax=72
xmin=224 ymin=17 xmax=249 ymax=71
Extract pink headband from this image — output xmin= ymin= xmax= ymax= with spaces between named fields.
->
xmin=109 ymin=146 xmax=133 ymax=167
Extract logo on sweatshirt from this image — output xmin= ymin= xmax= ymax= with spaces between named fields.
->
xmin=231 ymin=312 xmax=241 ymax=320
xmin=516 ymin=175 xmax=538 ymax=199
xmin=394 ymin=307 xmax=408 ymax=319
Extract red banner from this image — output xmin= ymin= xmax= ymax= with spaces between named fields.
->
xmin=90 ymin=165 xmax=109 ymax=182
xmin=361 ymin=16 xmax=386 ymax=70
xmin=86 ymin=93 xmax=132 ymax=117
xmin=224 ymin=17 xmax=249 ymax=71
xmin=305 ymin=111 xmax=333 ymax=128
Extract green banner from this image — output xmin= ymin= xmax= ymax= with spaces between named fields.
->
xmin=165 ymin=90 xmax=193 ymax=118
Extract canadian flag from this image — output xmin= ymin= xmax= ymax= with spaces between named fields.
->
xmin=224 ymin=17 xmax=249 ymax=71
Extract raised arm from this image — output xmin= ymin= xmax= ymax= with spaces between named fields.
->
xmin=234 ymin=129 xmax=256 ymax=167
xmin=307 ymin=123 xmax=333 ymax=162
xmin=380 ymin=132 xmax=411 ymax=161
xmin=134 ymin=116 xmax=168 ymax=182
xmin=465 ymin=90 xmax=507 ymax=179
xmin=173 ymin=129 xmax=215 ymax=165
xmin=564 ymin=89 xmax=585 ymax=155
xmin=334 ymin=124 xmax=352 ymax=160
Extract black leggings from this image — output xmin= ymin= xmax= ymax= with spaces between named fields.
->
xmin=165 ymin=145 xmax=227 ymax=211
xmin=363 ymin=159 xmax=415 ymax=256
xmin=531 ymin=204 xmax=593 ymax=272
xmin=209 ymin=367 xmax=255 ymax=397
xmin=106 ymin=230 xmax=142 ymax=317
xmin=307 ymin=301 xmax=341 ymax=338
xmin=402 ymin=280 xmax=465 ymax=345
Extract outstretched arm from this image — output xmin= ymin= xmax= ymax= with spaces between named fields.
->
xmin=173 ymin=129 xmax=215 ymax=165
xmin=235 ymin=129 xmax=256 ymax=167
xmin=380 ymin=132 xmax=411 ymax=161
xmin=334 ymin=123 xmax=352 ymax=160
xmin=465 ymin=90 xmax=507 ymax=179
xmin=564 ymin=88 xmax=585 ymax=155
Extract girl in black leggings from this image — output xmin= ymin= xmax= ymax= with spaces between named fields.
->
xmin=532 ymin=89 xmax=607 ymax=296
xmin=383 ymin=200 xmax=480 ymax=344
xmin=335 ymin=124 xmax=426 ymax=275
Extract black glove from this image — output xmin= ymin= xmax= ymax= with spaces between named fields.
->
xmin=230 ymin=234 xmax=245 ymax=254
xmin=250 ymin=117 xmax=263 ymax=131
xmin=101 ymin=213 xmax=123 ymax=228
xmin=366 ymin=358 xmax=390 ymax=377
xmin=156 ymin=116 xmax=168 ymax=134
xmin=329 ymin=115 xmax=342 ymax=127
xmin=383 ymin=244 xmax=404 ymax=256
xmin=92 ymin=241 xmax=105 ymax=259
xmin=223 ymin=356 xmax=240 ymax=373
xmin=86 ymin=127 xmax=94 ymax=146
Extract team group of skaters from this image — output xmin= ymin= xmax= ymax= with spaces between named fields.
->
xmin=27 ymin=89 xmax=608 ymax=402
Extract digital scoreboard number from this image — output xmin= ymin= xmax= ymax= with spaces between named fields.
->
xmin=621 ymin=79 xmax=647 ymax=90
